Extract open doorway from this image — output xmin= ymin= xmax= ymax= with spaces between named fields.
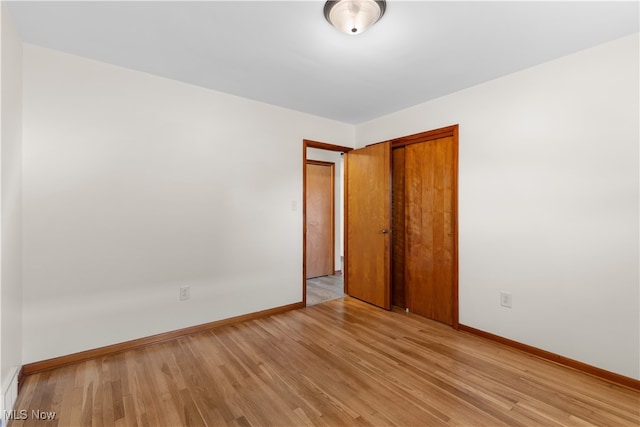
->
xmin=303 ymin=140 xmax=352 ymax=306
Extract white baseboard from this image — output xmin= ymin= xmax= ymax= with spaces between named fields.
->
xmin=1 ymin=367 xmax=19 ymax=422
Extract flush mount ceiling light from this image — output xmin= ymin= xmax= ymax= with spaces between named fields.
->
xmin=324 ymin=0 xmax=386 ymax=35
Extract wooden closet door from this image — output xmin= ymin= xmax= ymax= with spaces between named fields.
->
xmin=392 ymin=147 xmax=406 ymax=308
xmin=405 ymin=136 xmax=456 ymax=325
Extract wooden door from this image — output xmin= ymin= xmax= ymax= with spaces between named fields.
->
xmin=392 ymin=147 xmax=406 ymax=308
xmin=405 ymin=136 xmax=456 ymax=325
xmin=345 ymin=142 xmax=392 ymax=310
xmin=306 ymin=161 xmax=335 ymax=279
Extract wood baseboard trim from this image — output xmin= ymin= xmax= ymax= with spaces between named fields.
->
xmin=458 ymin=324 xmax=640 ymax=391
xmin=23 ymin=301 xmax=305 ymax=377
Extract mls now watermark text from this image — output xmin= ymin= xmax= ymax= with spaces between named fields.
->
xmin=4 ymin=409 xmax=57 ymax=421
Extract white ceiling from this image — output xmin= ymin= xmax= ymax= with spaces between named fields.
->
xmin=6 ymin=1 xmax=639 ymax=124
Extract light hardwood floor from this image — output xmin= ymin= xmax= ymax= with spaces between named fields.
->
xmin=306 ymin=275 xmax=345 ymax=306
xmin=11 ymin=297 xmax=639 ymax=426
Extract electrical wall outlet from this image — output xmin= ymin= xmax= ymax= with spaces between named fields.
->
xmin=179 ymin=286 xmax=190 ymax=301
xmin=500 ymin=292 xmax=512 ymax=308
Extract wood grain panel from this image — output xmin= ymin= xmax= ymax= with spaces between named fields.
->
xmin=305 ymin=161 xmax=334 ymax=278
xmin=12 ymin=298 xmax=639 ymax=426
xmin=391 ymin=147 xmax=406 ymax=308
xmin=345 ymin=142 xmax=391 ymax=309
xmin=405 ymin=136 xmax=456 ymax=325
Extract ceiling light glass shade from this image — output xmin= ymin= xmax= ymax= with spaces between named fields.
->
xmin=324 ymin=0 xmax=386 ymax=35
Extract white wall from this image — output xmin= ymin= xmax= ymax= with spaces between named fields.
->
xmin=22 ymin=45 xmax=354 ymax=364
xmin=306 ymin=148 xmax=344 ymax=271
xmin=356 ymin=34 xmax=640 ymax=379
xmin=0 ymin=0 xmax=23 ymax=404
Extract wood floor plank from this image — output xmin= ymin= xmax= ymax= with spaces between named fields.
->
xmin=11 ymin=297 xmax=639 ymax=426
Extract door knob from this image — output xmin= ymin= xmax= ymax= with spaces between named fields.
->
xmin=381 ymin=228 xmax=389 ymax=234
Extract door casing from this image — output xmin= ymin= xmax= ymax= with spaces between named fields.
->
xmin=302 ymin=140 xmax=353 ymax=306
